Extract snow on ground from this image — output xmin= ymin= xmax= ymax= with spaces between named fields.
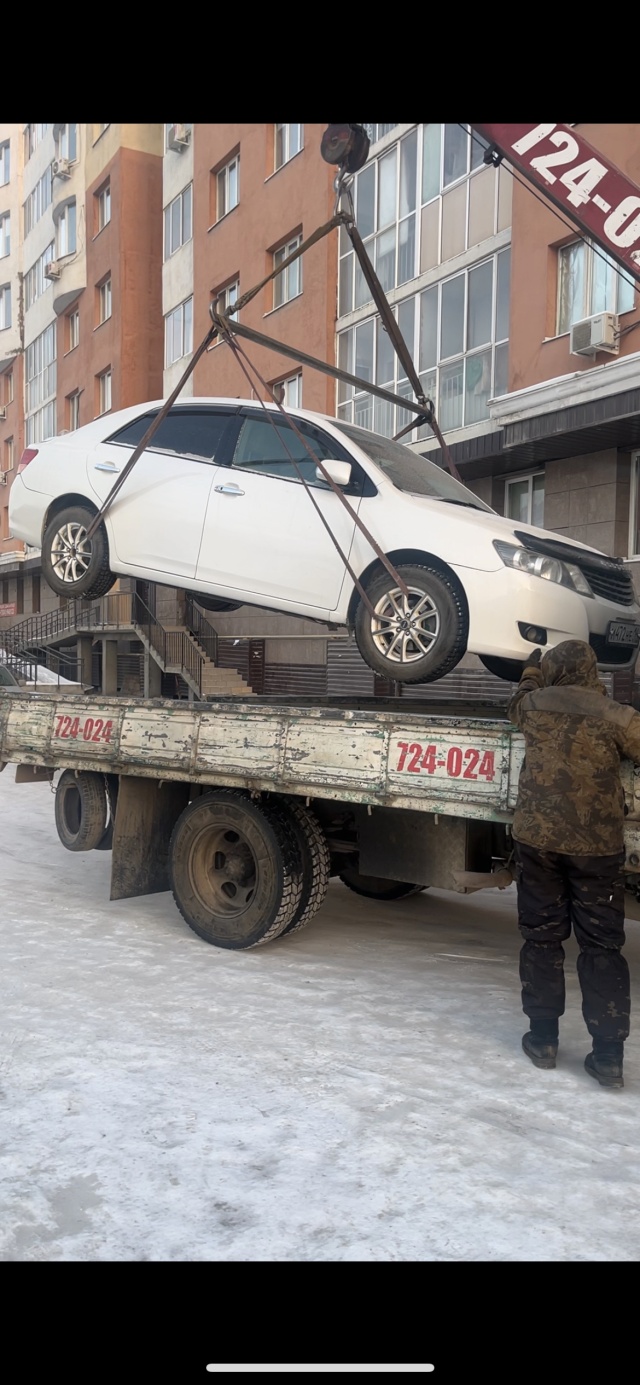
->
xmin=1 ymin=767 xmax=640 ymax=1262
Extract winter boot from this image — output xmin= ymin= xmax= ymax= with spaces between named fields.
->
xmin=522 ymin=1021 xmax=559 ymax=1070
xmin=585 ymin=1041 xmax=624 ymax=1090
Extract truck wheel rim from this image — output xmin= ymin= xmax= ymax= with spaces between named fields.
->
xmin=371 ymin=585 xmax=440 ymax=664
xmin=51 ymin=521 xmax=93 ymax=584
xmin=189 ymin=823 xmax=258 ymax=918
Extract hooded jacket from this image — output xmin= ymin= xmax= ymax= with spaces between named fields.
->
xmin=507 ymin=639 xmax=640 ymax=854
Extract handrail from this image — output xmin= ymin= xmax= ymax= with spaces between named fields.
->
xmin=184 ymin=595 xmax=219 ymax=665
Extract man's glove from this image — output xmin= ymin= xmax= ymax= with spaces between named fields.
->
xmin=522 ymin=647 xmax=542 ymax=675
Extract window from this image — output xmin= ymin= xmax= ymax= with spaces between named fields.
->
xmin=232 ymin=413 xmax=352 ymax=485
xmin=26 ymin=323 xmax=56 ymax=444
xmin=337 ymin=247 xmax=511 ymax=437
xmin=557 ymin=241 xmax=635 ymax=334
xmin=58 ymin=124 xmax=77 ymax=163
xmin=0 ymin=142 xmax=9 ymax=186
xmin=164 ymin=297 xmax=193 ymax=366
xmin=98 ymin=277 xmax=112 ymax=325
xmin=164 ymin=183 xmax=192 ymax=258
xmin=98 ymin=369 xmax=112 ymax=416
xmin=24 ymin=243 xmax=55 ymax=310
xmin=274 ymin=124 xmax=303 ymax=171
xmin=24 ymin=165 xmax=53 ymax=235
xmin=2 ymin=437 xmax=14 ymax=473
xmin=67 ymin=392 xmax=80 ymax=431
xmin=363 ymin=124 xmax=399 ymax=146
xmin=24 ymin=124 xmax=50 ymax=162
xmin=505 ymin=472 xmax=545 ymax=528
xmin=333 ymin=418 xmax=492 ymax=508
xmin=97 ymin=182 xmax=111 ymax=232
xmin=0 ymin=213 xmax=10 ymax=258
xmin=273 ymin=235 xmax=302 ymax=308
xmin=56 ymin=201 xmax=76 ymax=258
xmin=0 ymin=284 xmax=11 ymax=331
xmin=273 ymin=373 xmax=302 ymax=409
xmin=216 ymin=156 xmax=239 ymax=221
xmin=67 ymin=308 xmax=79 ymax=351
xmin=4 ymin=370 xmax=14 ymax=404
xmin=339 ymin=127 xmax=418 ymax=309
xmin=212 ymin=279 xmax=239 ymax=323
xmin=109 ymin=407 xmax=235 ymax=461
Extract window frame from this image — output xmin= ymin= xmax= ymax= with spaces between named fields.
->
xmin=98 ymin=276 xmax=112 ymax=326
xmin=504 ymin=470 xmax=545 ymax=528
xmin=216 ymin=155 xmax=239 ymax=222
xmin=556 ymin=239 xmax=636 ymax=335
xmin=97 ymin=368 xmax=112 ymax=416
xmin=97 ymin=181 xmax=111 ymax=233
xmin=0 ymin=284 xmax=11 ymax=331
xmin=164 ymin=183 xmax=193 ymax=259
xmin=274 ymin=124 xmax=303 ymax=172
xmin=0 ymin=212 xmax=9 ymax=259
xmin=0 ymin=141 xmax=9 ymax=186
xmin=273 ymin=235 xmax=303 ymax=310
xmin=56 ymin=201 xmax=77 ymax=259
xmin=164 ymin=296 xmax=194 ymax=367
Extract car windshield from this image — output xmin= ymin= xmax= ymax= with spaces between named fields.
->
xmin=332 ymin=420 xmax=494 ymax=511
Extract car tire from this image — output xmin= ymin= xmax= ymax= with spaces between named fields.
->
xmin=42 ymin=504 xmax=115 ymax=600
xmin=189 ymin=593 xmax=243 ymax=614
xmin=354 ymin=562 xmax=467 ymax=684
xmin=340 ymin=868 xmax=426 ymax=900
xmin=479 ymin=655 xmax=524 ymax=683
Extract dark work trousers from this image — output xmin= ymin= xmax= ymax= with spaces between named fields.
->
xmin=514 ymin=842 xmax=630 ymax=1044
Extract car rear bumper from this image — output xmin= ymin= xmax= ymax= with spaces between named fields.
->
xmin=7 ymin=475 xmax=50 ymax=549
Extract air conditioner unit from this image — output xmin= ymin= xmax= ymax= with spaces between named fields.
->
xmin=52 ymin=157 xmax=71 ymax=178
xmin=44 ymin=260 xmax=61 ymax=281
xmin=570 ymin=312 xmax=619 ymax=357
xmin=0 ymin=406 xmax=6 ymax=420
xmin=167 ymin=124 xmax=191 ymax=152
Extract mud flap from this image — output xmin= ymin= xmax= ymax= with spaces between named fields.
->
xmin=110 ymin=775 xmax=190 ymax=901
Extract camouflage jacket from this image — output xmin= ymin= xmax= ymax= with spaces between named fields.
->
xmin=508 ymin=641 xmax=640 ymax=855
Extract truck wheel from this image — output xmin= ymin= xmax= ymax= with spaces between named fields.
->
xmin=54 ymin=770 xmax=108 ymax=852
xmin=42 ymin=504 xmax=115 ymax=600
xmin=276 ymin=799 xmax=331 ymax=937
xmin=354 ymin=563 xmax=467 ymax=684
xmin=169 ymin=789 xmax=303 ymax=949
xmin=339 ymin=867 xmax=425 ymax=900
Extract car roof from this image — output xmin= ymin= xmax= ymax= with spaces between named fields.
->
xmin=45 ymin=398 xmax=341 ymax=448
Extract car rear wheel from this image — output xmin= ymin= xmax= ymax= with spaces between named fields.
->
xmin=42 ymin=504 xmax=116 ymax=600
xmin=354 ymin=563 xmax=467 ymax=684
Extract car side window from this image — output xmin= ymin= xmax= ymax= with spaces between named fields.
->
xmin=107 ymin=409 xmax=236 ymax=463
xmin=231 ymin=415 xmax=362 ymax=490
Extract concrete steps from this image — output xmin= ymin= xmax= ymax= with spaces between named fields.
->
xmin=163 ymin=625 xmax=255 ymax=698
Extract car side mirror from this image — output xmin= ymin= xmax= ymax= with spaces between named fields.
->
xmin=315 ymin=460 xmax=352 ymax=488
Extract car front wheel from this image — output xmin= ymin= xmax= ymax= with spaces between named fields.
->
xmin=354 ymin=562 xmax=467 ymax=684
xmin=42 ymin=505 xmax=116 ymax=600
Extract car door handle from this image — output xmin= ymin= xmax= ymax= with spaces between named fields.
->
xmin=94 ymin=462 xmax=121 ymax=473
xmin=214 ymin=484 xmax=245 ymax=495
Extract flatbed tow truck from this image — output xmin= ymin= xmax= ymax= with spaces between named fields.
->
xmin=2 ymin=123 xmax=640 ymax=949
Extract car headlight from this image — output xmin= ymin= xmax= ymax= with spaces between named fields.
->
xmin=493 ymin=541 xmax=593 ymax=597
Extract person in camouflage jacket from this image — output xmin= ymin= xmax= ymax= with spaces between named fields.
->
xmin=508 ymin=638 xmax=640 ymax=1089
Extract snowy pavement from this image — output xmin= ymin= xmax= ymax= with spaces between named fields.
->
xmin=1 ymin=767 xmax=640 ymax=1262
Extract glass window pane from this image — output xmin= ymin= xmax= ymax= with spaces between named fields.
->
xmin=467 ymin=260 xmax=493 ymax=349
xmin=69 ymin=123 xmax=77 ymax=162
xmin=397 ymin=213 xmax=415 ymax=286
xmin=532 ymin=474 xmax=545 ymax=528
xmin=417 ymin=370 xmax=437 ymax=438
xmin=338 ymin=328 xmax=353 ymax=403
xmin=69 ymin=202 xmax=76 ymax=253
xmin=464 ymin=348 xmax=491 ymax=425
xmin=421 ymin=123 xmax=441 ymax=203
xmin=507 ymin=479 xmax=530 ymax=524
xmin=183 ymin=185 xmax=192 ymax=242
xmin=496 ymin=248 xmax=510 ymax=341
xmin=376 ymin=227 xmax=396 ymax=293
xmin=439 ymin=359 xmax=463 ymax=430
xmin=217 ymin=170 xmax=226 ymax=220
xmin=440 ymin=275 xmax=465 ymax=359
xmin=354 ymin=393 xmax=374 ymax=430
xmin=395 ymin=378 xmax=415 ymax=438
xmin=339 ymin=251 xmax=353 ymax=316
xmin=470 ymin=128 xmax=489 ymax=170
xmin=171 ymin=197 xmax=181 ymax=251
xmin=443 ymin=124 xmax=468 ymax=187
xmin=290 ymin=124 xmax=301 ymax=157
xmin=591 ymin=248 xmax=616 ymax=316
xmin=376 ymin=317 xmax=395 ymax=385
xmin=557 ymin=242 xmax=584 ymax=333
xmin=354 ymin=252 xmax=372 ymax=309
xmin=184 ymin=298 xmax=193 ymax=354
xmin=618 ymin=268 xmax=635 ymax=315
xmin=494 ymin=341 xmax=509 ymax=398
xmin=275 ymin=125 xmax=285 ymax=168
xmin=289 ymin=254 xmax=300 ymax=299
xmin=229 ymin=160 xmax=238 ymax=209
xmin=378 ymin=148 xmax=397 ymax=229
xmin=399 ymin=130 xmax=417 ymax=217
xmin=397 ymin=297 xmax=415 ymax=356
xmin=355 ymin=318 xmax=374 ymax=384
xmin=419 ymin=286 xmax=438 ymax=370
xmin=374 ymin=394 xmax=394 ymax=437
xmin=356 ymin=164 xmax=375 ymax=238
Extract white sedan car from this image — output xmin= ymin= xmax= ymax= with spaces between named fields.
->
xmin=9 ymin=398 xmax=640 ymax=683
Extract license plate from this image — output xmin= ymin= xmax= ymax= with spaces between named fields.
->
xmin=607 ymin=620 xmax=640 ymax=647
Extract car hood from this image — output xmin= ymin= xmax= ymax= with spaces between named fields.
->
xmin=394 ymin=490 xmax=609 ymax=562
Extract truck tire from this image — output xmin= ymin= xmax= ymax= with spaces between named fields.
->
xmin=339 ymin=867 xmax=425 ymax=900
xmin=42 ymin=504 xmax=115 ymax=600
xmin=95 ymin=775 xmax=119 ymax=851
xmin=168 ymin=789 xmax=304 ymax=949
xmin=54 ymin=770 xmax=108 ymax=852
xmin=354 ymin=562 xmax=467 ymax=684
xmin=276 ymin=799 xmax=331 ymax=937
